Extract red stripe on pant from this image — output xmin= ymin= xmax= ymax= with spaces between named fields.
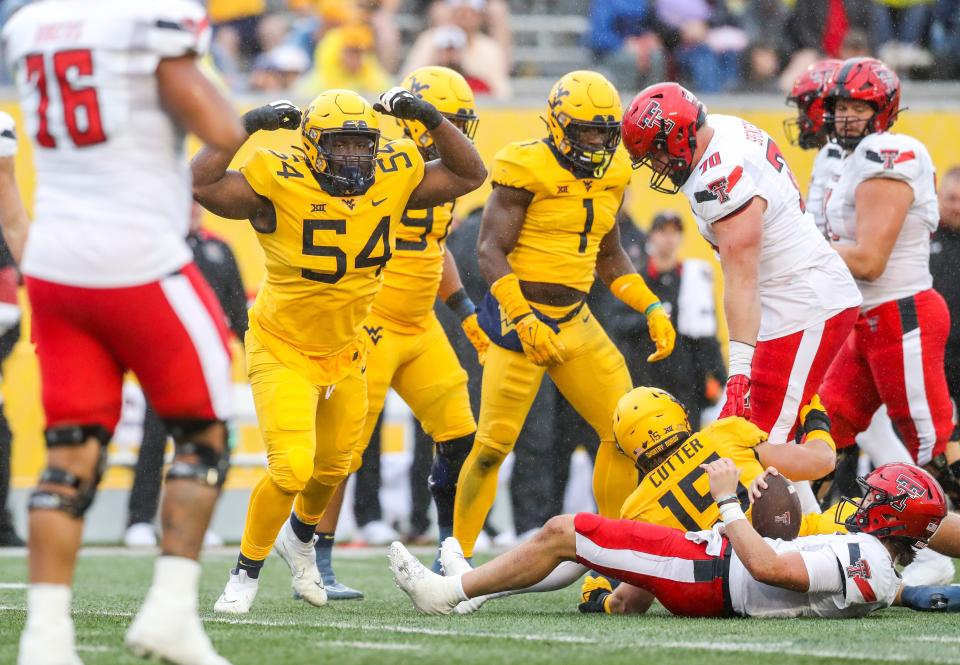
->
xmin=573 ymin=513 xmax=728 ymax=617
xmin=821 ymin=289 xmax=953 ymax=465
xmin=749 ymin=306 xmax=858 ymax=442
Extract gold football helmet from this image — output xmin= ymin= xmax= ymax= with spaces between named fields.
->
xmin=300 ymin=89 xmax=381 ymax=196
xmin=545 ymin=70 xmax=622 ymax=178
xmin=399 ymin=66 xmax=478 ymax=159
xmin=613 ymin=386 xmax=691 ymax=475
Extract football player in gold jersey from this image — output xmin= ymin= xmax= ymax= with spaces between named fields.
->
xmin=443 ymin=385 xmax=841 ymax=615
xmin=453 ymin=71 xmax=677 ymax=559
xmin=309 ymin=67 xmax=490 ymax=598
xmin=190 ymin=89 xmax=486 ymax=614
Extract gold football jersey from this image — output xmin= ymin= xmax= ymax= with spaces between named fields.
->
xmin=619 ymin=417 xmax=767 ymax=530
xmin=490 ymin=140 xmax=632 ymax=293
xmin=371 ymin=201 xmax=454 ymax=333
xmin=241 ymin=139 xmax=424 ymax=374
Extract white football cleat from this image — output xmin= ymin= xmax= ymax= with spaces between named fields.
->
xmin=439 ymin=537 xmax=488 ymax=614
xmin=213 ymin=569 xmax=259 ymax=614
xmin=388 ymin=541 xmax=462 ymax=615
xmin=360 ymin=520 xmax=401 ymax=546
xmin=123 ymin=522 xmax=157 ymax=548
xmin=126 ymin=587 xmax=231 ymax=665
xmin=902 ymin=548 xmax=956 ymax=586
xmin=18 ymin=618 xmax=83 ymax=665
xmin=273 ymin=522 xmax=327 ymax=607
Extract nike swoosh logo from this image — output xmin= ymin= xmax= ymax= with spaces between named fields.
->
xmin=372 ymin=198 xmax=387 ymax=206
xmin=581 ymin=314 xmax=590 ymax=322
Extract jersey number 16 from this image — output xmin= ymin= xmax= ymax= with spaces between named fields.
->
xmin=24 ymin=49 xmax=106 ymax=148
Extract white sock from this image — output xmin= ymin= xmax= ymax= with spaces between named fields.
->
xmin=26 ymin=584 xmax=72 ymax=628
xmin=148 ymin=556 xmax=200 ymax=607
xmin=453 ymin=575 xmax=468 ymax=603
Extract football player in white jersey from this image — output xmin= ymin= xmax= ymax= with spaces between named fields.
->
xmin=389 ymin=459 xmax=953 ymax=619
xmin=817 ymin=58 xmax=959 ymax=585
xmin=2 ymin=1 xmax=247 ymax=663
xmin=619 ymin=83 xmax=861 ymax=511
xmin=784 ymin=58 xmax=843 ymax=235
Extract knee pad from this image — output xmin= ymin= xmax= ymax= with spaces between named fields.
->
xmin=267 ymin=445 xmax=314 ymax=494
xmin=927 ymin=454 xmax=960 ymax=506
xmin=30 ymin=426 xmax=109 ymax=518
xmin=428 ymin=435 xmax=473 ymax=497
xmin=310 ymin=452 xmax=352 ymax=487
xmin=167 ymin=439 xmax=230 ymax=489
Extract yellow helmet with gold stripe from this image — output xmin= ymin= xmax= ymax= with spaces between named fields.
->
xmin=399 ymin=66 xmax=478 ymax=158
xmin=545 ymin=70 xmax=622 ymax=177
xmin=300 ymin=89 xmax=381 ymax=196
xmin=613 ymin=386 xmax=691 ymax=475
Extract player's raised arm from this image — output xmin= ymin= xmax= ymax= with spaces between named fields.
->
xmin=596 ymin=220 xmax=676 ymax=361
xmin=373 ymin=87 xmax=487 ymax=209
xmin=190 ymin=100 xmax=300 ymax=222
xmin=713 ymin=196 xmax=764 ymax=418
xmin=754 ymin=394 xmax=837 ymax=481
xmin=0 ymin=116 xmax=28 ymax=266
xmin=703 ymin=458 xmax=812 ymax=592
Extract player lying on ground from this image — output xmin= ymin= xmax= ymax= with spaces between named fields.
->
xmin=391 ymin=458 xmax=959 ymax=618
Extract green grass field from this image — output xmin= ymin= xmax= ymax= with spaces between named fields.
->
xmin=0 ymin=548 xmax=958 ymax=665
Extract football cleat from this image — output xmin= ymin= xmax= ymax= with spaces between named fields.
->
xmin=18 ymin=618 xmax=83 ymax=665
xmin=902 ymin=548 xmax=956 ymax=586
xmin=127 ymin=585 xmax=231 ymax=665
xmin=214 ymin=569 xmax=259 ymax=614
xmin=578 ymin=575 xmax=614 ymax=614
xmin=123 ymin=522 xmax=157 ymax=548
xmin=438 ymin=537 xmax=487 ymax=614
xmin=273 ymin=521 xmax=327 ymax=607
xmin=388 ymin=541 xmax=461 ymax=615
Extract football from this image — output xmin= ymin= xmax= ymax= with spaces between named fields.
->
xmin=751 ymin=473 xmax=803 ymax=540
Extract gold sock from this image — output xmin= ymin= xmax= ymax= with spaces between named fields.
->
xmin=592 ymin=440 xmax=638 ymax=517
xmin=240 ymin=475 xmax=297 ymax=561
xmin=453 ymin=444 xmax=505 ymax=558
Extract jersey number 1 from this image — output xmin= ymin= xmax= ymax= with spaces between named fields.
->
xmin=25 ymin=49 xmax=106 ymax=148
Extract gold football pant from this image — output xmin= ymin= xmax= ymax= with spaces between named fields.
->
xmin=352 ymin=311 xmax=476 ymax=471
xmin=453 ymin=303 xmax=636 ymax=557
xmin=239 ymin=329 xmax=368 ymax=561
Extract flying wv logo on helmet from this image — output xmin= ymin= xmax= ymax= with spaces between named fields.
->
xmin=890 ymin=474 xmax=927 ymax=512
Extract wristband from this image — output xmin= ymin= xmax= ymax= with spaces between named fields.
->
xmin=715 ymin=495 xmax=739 ymax=507
xmin=610 ymin=273 xmax=660 ymax=315
xmin=490 ymin=273 xmax=533 ymax=322
xmin=804 ymin=428 xmax=837 ymax=452
xmin=719 ymin=501 xmax=747 ymax=525
xmin=728 ymin=340 xmax=755 ymax=378
xmin=445 ymin=288 xmax=476 ymax=322
xmin=644 ymin=301 xmax=663 ymax=316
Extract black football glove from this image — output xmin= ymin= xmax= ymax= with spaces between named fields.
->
xmin=373 ymin=87 xmax=443 ymax=130
xmin=242 ymin=99 xmax=302 ymax=135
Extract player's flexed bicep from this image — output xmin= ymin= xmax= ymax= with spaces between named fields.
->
xmin=373 ymin=87 xmax=487 ymax=209
xmin=477 ymin=184 xmax=533 ymax=285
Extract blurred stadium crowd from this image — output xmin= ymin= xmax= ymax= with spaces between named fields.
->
xmin=184 ymin=0 xmax=960 ymax=98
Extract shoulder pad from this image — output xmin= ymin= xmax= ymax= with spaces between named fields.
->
xmin=490 ymin=140 xmax=546 ymax=192
xmin=689 ymin=158 xmax=758 ymax=224
xmin=143 ymin=0 xmax=211 ymax=59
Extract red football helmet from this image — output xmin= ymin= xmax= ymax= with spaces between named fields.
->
xmin=784 ymin=58 xmax=841 ymax=150
xmin=823 ymin=57 xmax=901 ymax=149
xmin=621 ymin=83 xmax=707 ymax=194
xmin=843 ymin=463 xmax=946 ymax=548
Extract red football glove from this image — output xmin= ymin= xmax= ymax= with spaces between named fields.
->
xmin=720 ymin=374 xmax=751 ymax=419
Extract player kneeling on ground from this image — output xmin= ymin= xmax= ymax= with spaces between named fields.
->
xmin=391 ymin=460 xmax=960 ymax=618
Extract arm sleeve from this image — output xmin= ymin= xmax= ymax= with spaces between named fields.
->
xmin=490 ymin=144 xmax=538 ymax=194
xmin=690 ymin=161 xmax=759 ymax=225
xmin=0 ymin=113 xmax=17 ymax=158
xmin=800 ymin=547 xmax=845 ymax=593
xmin=142 ymin=0 xmax=212 ymax=58
xmin=239 ymin=149 xmax=275 ymax=200
xmin=853 ymin=138 xmax=925 ymax=196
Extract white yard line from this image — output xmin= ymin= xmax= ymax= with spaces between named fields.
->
xmin=322 ymin=640 xmax=422 ymax=651
xmin=0 ymin=583 xmax=27 ymax=589
xmin=641 ymin=641 xmax=960 ymax=665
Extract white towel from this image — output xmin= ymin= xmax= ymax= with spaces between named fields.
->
xmin=677 ymin=258 xmax=717 ymax=338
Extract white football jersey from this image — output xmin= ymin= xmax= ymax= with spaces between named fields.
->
xmin=807 ymin=142 xmax=843 ymax=235
xmin=729 ymin=532 xmax=899 ymax=618
xmin=2 ymin=0 xmax=211 ymax=287
xmin=824 ymin=132 xmax=939 ymax=309
xmin=680 ymin=115 xmax=861 ymax=341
